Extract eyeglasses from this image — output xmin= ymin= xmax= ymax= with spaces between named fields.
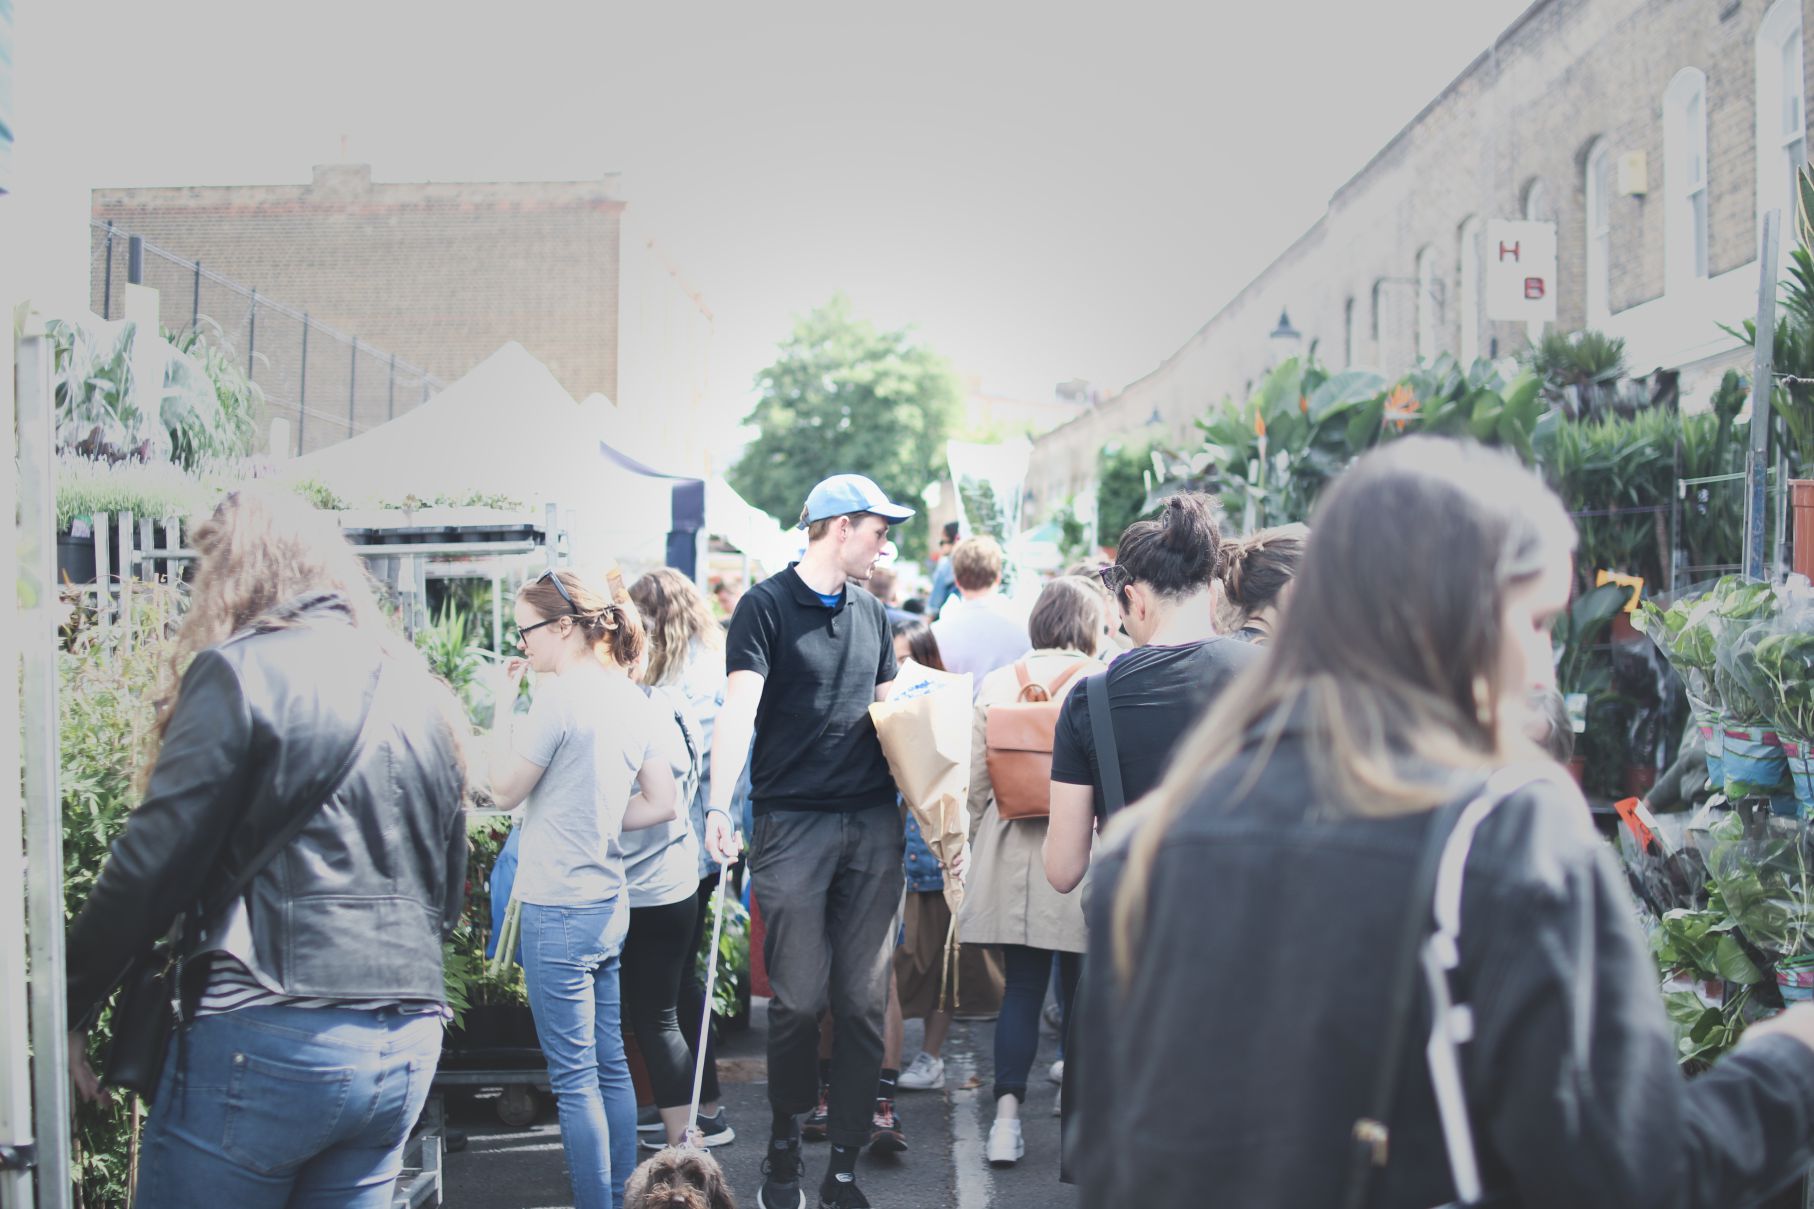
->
xmin=1095 ymin=564 xmax=1132 ymax=596
xmin=515 ymin=616 xmax=565 ymax=646
xmin=516 ymin=570 xmax=581 ymax=645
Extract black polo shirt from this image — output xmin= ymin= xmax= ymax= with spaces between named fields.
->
xmin=726 ymin=564 xmax=899 ymax=815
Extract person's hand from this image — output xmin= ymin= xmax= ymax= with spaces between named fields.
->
xmin=503 ymin=657 xmax=529 ymax=690
xmin=705 ymin=809 xmax=742 ymax=867
xmin=948 ymin=844 xmax=969 ymax=883
xmin=1743 ymin=1003 xmax=1814 ymax=1055
xmin=68 ymin=1029 xmax=104 ymax=1105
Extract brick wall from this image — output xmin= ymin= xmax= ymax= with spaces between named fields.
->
xmin=91 ymin=164 xmax=625 ymax=452
xmin=1030 ymin=0 xmax=1813 ymax=519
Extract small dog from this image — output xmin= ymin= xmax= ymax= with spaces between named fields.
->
xmin=623 ymin=1144 xmax=737 ymax=1209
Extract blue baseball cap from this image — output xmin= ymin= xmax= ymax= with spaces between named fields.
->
xmin=798 ymin=474 xmax=917 ymax=529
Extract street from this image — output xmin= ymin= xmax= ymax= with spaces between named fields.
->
xmin=444 ymin=1000 xmax=1077 ymax=1209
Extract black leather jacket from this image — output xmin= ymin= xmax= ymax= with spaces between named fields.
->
xmin=68 ymin=594 xmax=468 ymax=1029
xmin=1073 ymin=722 xmax=1814 ymax=1208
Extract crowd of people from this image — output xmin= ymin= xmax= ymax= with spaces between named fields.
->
xmin=58 ymin=443 xmax=1814 ymax=1209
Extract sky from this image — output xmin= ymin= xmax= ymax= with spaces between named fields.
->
xmin=53 ymin=0 xmax=1535 ymax=419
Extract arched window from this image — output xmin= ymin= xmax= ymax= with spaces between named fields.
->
xmin=1757 ymin=0 xmax=1806 ymax=260
xmin=1585 ymin=140 xmax=1612 ymax=322
xmin=1523 ymin=178 xmax=1553 ymax=223
xmin=1457 ymin=216 xmax=1484 ymax=365
xmin=1415 ymin=247 xmax=1438 ymax=362
xmin=1665 ymin=68 xmax=1711 ymax=287
xmin=1344 ymin=297 xmax=1358 ymax=368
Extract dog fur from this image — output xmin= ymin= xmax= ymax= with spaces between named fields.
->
xmin=623 ymin=1145 xmax=737 ymax=1209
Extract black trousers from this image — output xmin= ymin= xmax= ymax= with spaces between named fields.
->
xmin=621 ymin=895 xmax=704 ymax=1109
xmin=749 ymin=805 xmax=903 ymax=1149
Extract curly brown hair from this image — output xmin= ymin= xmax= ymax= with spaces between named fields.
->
xmin=629 ymin=567 xmax=723 ymax=687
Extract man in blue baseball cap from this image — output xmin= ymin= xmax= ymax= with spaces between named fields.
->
xmin=704 ymin=474 xmax=915 ymax=1209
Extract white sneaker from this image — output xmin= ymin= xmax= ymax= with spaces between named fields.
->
xmin=987 ymin=1118 xmax=1024 ymax=1166
xmin=1047 ymin=1059 xmax=1064 ymax=1084
xmin=897 ymin=1052 xmax=946 ymax=1091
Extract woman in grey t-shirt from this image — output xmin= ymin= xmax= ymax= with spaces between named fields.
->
xmin=488 ymin=568 xmax=678 ymax=1209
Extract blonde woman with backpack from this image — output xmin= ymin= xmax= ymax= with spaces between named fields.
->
xmin=957 ymin=576 xmax=1110 ymax=1166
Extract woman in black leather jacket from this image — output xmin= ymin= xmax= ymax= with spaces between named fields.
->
xmin=1074 ymin=439 xmax=1814 ymax=1208
xmin=65 ymin=488 xmax=470 ymax=1209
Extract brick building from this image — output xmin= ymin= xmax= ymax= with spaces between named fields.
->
xmin=1028 ymin=0 xmax=1809 ymax=525
xmin=90 ymin=164 xmax=712 ymax=461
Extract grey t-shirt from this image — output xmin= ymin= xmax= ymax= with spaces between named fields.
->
xmin=621 ymin=685 xmax=703 ymax=909
xmin=511 ymin=665 xmax=662 ymax=907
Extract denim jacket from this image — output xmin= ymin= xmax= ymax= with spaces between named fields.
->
xmin=1072 ymin=724 xmax=1814 ymax=1208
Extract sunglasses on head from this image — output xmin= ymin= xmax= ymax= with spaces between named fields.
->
xmin=516 ymin=570 xmax=581 ymax=645
xmin=1095 ymin=564 xmax=1132 ymax=596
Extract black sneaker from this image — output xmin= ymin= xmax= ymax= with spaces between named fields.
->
xmin=638 ymin=1106 xmax=737 ymax=1151
xmin=759 ymin=1137 xmax=806 ymax=1209
xmin=819 ymin=1173 xmax=872 ymax=1209
xmin=801 ymin=1090 xmax=831 ymax=1142
xmin=867 ymin=1099 xmax=907 ymax=1154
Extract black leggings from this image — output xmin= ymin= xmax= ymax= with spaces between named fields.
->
xmin=674 ymin=873 xmax=723 ymax=1105
xmin=621 ymin=895 xmax=703 ymax=1109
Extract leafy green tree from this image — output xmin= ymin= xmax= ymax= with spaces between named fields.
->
xmin=730 ymin=295 xmax=962 ymax=558
xmin=1095 ymin=440 xmax=1156 ymax=549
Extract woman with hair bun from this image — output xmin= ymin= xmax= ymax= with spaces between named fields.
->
xmin=1043 ymin=493 xmax=1261 ymax=897
xmin=1217 ymin=523 xmax=1308 ymax=644
xmin=490 ymin=567 xmax=681 ymax=1209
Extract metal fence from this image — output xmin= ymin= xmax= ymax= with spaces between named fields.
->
xmin=89 ymin=220 xmax=446 ymax=457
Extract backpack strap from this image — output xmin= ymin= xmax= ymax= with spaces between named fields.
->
xmin=1085 ymin=671 xmax=1125 ymax=816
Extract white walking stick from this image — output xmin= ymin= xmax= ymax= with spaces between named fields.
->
xmin=686 ymin=871 xmax=732 ymax=1147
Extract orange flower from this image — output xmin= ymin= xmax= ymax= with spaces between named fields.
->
xmin=1254 ymin=411 xmax=1267 ymax=439
xmin=1383 ymin=384 xmax=1421 ymax=431
xmin=1299 ymin=395 xmax=1309 ymax=414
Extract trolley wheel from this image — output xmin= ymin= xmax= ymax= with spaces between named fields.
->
xmin=496 ymin=1083 xmax=538 ymax=1128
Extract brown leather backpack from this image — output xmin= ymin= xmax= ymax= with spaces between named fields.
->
xmin=985 ymin=659 xmax=1090 ymax=820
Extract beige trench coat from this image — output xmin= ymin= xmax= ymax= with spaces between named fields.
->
xmin=956 ymin=648 xmax=1102 ymax=954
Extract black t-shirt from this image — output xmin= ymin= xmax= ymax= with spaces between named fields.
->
xmin=725 ymin=564 xmax=899 ymax=814
xmin=1050 ymin=638 xmax=1262 ymax=817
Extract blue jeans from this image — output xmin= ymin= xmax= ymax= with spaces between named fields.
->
xmin=134 ymin=1004 xmax=443 ymax=1209
xmin=520 ymin=898 xmax=635 ymax=1209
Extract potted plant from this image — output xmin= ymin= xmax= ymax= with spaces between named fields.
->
xmin=1704 ymin=807 xmax=1814 ymax=1008
xmin=1553 ymin=582 xmax=1631 ymax=786
xmin=1752 ymin=598 xmax=1814 ymax=817
xmin=1635 ymin=593 xmax=1727 ymax=788
xmin=1707 ymin=579 xmax=1790 ymax=809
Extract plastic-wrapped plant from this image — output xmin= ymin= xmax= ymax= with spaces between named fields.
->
xmin=1702 ymin=807 xmax=1814 ymax=961
xmin=1706 ymin=579 xmax=1778 ymax=725
xmin=1634 ymin=589 xmax=1720 ymax=710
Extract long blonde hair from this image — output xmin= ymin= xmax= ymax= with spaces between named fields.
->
xmin=149 ymin=486 xmax=465 ymax=784
xmin=1109 ymin=439 xmax=1574 ymax=983
xmin=629 ymin=568 xmax=722 ymax=687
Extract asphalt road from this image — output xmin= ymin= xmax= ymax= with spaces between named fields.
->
xmin=442 ymin=999 xmax=1078 ymax=1209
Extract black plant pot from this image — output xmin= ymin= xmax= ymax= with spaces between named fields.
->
xmin=57 ymin=534 xmax=97 ymax=585
xmin=441 ymin=1001 xmax=543 ymax=1071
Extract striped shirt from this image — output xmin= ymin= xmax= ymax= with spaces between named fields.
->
xmin=195 ymin=952 xmax=448 ymax=1018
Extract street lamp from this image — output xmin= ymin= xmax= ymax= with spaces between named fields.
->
xmin=1268 ymin=308 xmax=1303 ymax=365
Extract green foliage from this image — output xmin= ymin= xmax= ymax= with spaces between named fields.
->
xmin=1161 ymin=352 xmax=1543 ymax=530
xmin=290 ymin=478 xmax=349 ymax=511
xmin=1677 ymin=373 xmax=1749 ymax=579
xmin=1704 ymin=579 xmax=1779 ymax=726
xmin=47 ymin=314 xmax=260 ymax=473
xmin=1754 ymin=630 xmax=1814 ymax=739
xmin=166 ymin=320 xmax=265 ymax=468
xmin=59 ymin=587 xmax=183 ymax=1207
xmin=1537 ymin=407 xmax=1677 ymax=594
xmin=1552 ymin=582 xmax=1629 ymax=700
xmin=696 ymin=885 xmax=752 ymax=1020
xmin=729 ymin=295 xmax=962 ymax=559
xmin=1094 ymin=440 xmax=1157 ymax=548
xmin=1527 ymin=328 xmax=1628 ymax=417
xmin=55 ymin=454 xmax=215 ymax=534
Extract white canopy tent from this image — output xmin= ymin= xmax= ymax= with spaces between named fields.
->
xmin=292 ymin=342 xmax=795 ymax=574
